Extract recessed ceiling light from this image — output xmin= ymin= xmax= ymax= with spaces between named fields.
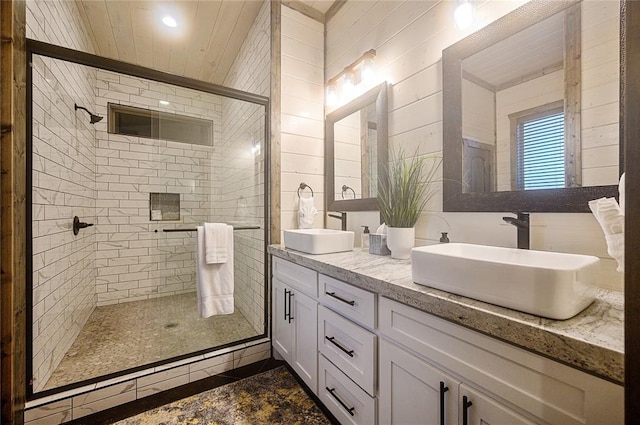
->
xmin=159 ymin=100 xmax=170 ymax=106
xmin=162 ymin=16 xmax=177 ymax=28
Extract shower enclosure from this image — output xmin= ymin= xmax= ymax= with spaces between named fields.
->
xmin=26 ymin=41 xmax=269 ymax=398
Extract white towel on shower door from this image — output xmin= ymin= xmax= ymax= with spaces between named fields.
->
xmin=196 ymin=225 xmax=234 ymax=317
xmin=204 ymin=222 xmax=229 ymax=264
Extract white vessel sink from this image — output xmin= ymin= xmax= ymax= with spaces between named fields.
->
xmin=284 ymin=229 xmax=354 ymax=255
xmin=411 ymin=243 xmax=600 ymax=320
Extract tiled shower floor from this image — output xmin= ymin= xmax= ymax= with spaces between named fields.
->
xmin=43 ymin=293 xmax=259 ymax=390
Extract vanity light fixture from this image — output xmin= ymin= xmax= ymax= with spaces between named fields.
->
xmin=162 ymin=15 xmax=177 ymax=28
xmin=454 ymin=0 xmax=475 ymax=30
xmin=325 ymin=49 xmax=376 ymax=106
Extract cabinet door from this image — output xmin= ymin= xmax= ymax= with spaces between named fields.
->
xmin=460 ymin=384 xmax=537 ymax=425
xmin=291 ymin=289 xmax=318 ymax=394
xmin=272 ymin=278 xmax=293 ymax=362
xmin=379 ymin=339 xmax=459 ymax=425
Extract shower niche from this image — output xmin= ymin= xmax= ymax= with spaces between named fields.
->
xmin=27 ymin=41 xmax=269 ymax=398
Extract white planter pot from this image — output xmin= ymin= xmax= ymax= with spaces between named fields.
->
xmin=386 ymin=227 xmax=415 ymax=259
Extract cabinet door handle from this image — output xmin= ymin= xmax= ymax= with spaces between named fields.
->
xmin=326 ymin=387 xmax=355 ymax=416
xmin=439 ymin=381 xmax=449 ymax=425
xmin=283 ymin=289 xmax=290 ymax=321
xmin=325 ymin=291 xmax=356 ymax=306
xmin=462 ymin=395 xmax=473 ymax=425
xmin=325 ymin=336 xmax=355 ymax=357
xmin=287 ymin=291 xmax=294 ymax=323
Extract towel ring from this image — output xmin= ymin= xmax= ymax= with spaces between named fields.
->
xmin=297 ymin=182 xmax=314 ymax=198
xmin=341 ymin=185 xmax=356 ymax=199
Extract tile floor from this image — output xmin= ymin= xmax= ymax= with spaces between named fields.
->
xmin=44 ymin=293 xmax=260 ymax=390
xmin=113 ymin=366 xmax=332 ymax=425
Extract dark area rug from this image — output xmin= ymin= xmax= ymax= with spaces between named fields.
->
xmin=113 ymin=366 xmax=331 ymax=425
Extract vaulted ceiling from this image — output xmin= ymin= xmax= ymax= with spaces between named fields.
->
xmin=77 ymin=0 xmax=334 ymax=85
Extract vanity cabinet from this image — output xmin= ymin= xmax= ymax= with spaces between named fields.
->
xmin=272 ymin=258 xmax=319 ymax=394
xmin=378 ymin=296 xmax=623 ymax=425
xmin=271 ymin=255 xmax=622 ymax=425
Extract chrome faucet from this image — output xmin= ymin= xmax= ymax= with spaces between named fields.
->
xmin=502 ymin=213 xmax=530 ymax=250
xmin=328 ymin=212 xmax=347 ymax=231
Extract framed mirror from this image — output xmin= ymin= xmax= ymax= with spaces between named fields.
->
xmin=325 ymin=82 xmax=388 ymax=211
xmin=443 ymin=0 xmax=622 ymax=212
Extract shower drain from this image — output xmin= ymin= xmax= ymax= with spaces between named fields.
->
xmin=165 ymin=322 xmax=179 ymax=329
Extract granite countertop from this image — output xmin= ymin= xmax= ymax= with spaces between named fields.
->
xmin=268 ymin=245 xmax=624 ymax=385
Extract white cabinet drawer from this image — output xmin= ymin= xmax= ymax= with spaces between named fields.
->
xmin=320 ymin=274 xmax=376 ymax=329
xmin=318 ymin=306 xmax=376 ymax=396
xmin=319 ymin=355 xmax=376 ymax=425
xmin=273 ymin=257 xmax=318 ymax=297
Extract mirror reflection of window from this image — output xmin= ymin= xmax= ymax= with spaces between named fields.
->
xmin=513 ymin=106 xmax=565 ymax=190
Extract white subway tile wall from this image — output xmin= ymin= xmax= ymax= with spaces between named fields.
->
xmin=280 ymin=6 xmax=325 ymax=233
xmin=31 ymin=56 xmax=99 ymax=394
xmin=28 ymin=0 xmax=100 ymax=394
xmin=327 ymin=0 xmax=623 ymax=290
xmin=222 ymin=1 xmax=271 ymax=334
xmin=93 ymin=68 xmax=223 ymax=306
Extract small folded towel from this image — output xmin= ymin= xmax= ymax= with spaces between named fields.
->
xmin=589 ymin=197 xmax=625 ymax=272
xmin=196 ymin=225 xmax=234 ymax=317
xmin=204 ymin=223 xmax=228 ymax=264
xmin=298 ymin=196 xmax=317 ymax=229
xmin=588 ymin=198 xmax=624 ymax=235
xmin=606 ymin=233 xmax=625 ymax=272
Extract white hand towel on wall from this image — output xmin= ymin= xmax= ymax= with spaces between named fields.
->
xmin=589 ymin=197 xmax=625 ymax=272
xmin=196 ymin=225 xmax=234 ymax=317
xmin=204 ymin=222 xmax=228 ymax=264
xmin=298 ymin=197 xmax=317 ymax=229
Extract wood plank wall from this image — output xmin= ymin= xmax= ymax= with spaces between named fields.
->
xmin=1 ymin=0 xmax=26 ymax=423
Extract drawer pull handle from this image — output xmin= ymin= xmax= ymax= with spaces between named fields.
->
xmin=325 ymin=291 xmax=356 ymax=306
xmin=439 ymin=381 xmax=449 ymax=425
xmin=326 ymin=387 xmax=355 ymax=416
xmin=325 ymin=336 xmax=354 ymax=357
xmin=462 ymin=395 xmax=473 ymax=425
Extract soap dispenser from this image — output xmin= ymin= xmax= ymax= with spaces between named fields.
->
xmin=440 ymin=232 xmax=450 ymax=243
xmin=361 ymin=226 xmax=370 ymax=251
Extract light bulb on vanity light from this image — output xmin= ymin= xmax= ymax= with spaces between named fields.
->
xmin=454 ymin=0 xmax=475 ymax=30
xmin=326 ymin=83 xmax=338 ymax=107
xmin=360 ymin=53 xmax=376 ymax=85
xmin=341 ymin=71 xmax=355 ymax=99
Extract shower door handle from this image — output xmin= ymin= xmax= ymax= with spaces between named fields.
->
xmin=73 ymin=216 xmax=94 ymax=235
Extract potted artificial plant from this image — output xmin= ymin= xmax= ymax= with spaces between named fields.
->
xmin=378 ymin=148 xmax=440 ymax=259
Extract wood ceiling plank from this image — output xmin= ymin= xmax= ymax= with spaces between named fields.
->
xmin=198 ymin=1 xmax=245 ymax=83
xmin=76 ymin=1 xmax=100 ymax=54
xmin=183 ymin=1 xmax=223 ymax=81
xmin=212 ymin=1 xmax=263 ymax=84
xmin=130 ymin=3 xmax=155 ymax=70
xmin=79 ymin=0 xmax=118 ymax=59
xmin=104 ymin=0 xmax=137 ymax=64
xmin=168 ymin=1 xmax=199 ymax=77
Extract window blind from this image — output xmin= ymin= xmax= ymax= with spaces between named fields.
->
xmin=516 ymin=111 xmax=565 ymax=190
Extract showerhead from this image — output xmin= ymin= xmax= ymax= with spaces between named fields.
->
xmin=74 ymin=103 xmax=104 ymax=125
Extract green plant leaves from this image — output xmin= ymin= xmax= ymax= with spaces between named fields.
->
xmin=377 ymin=148 xmax=441 ymax=228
